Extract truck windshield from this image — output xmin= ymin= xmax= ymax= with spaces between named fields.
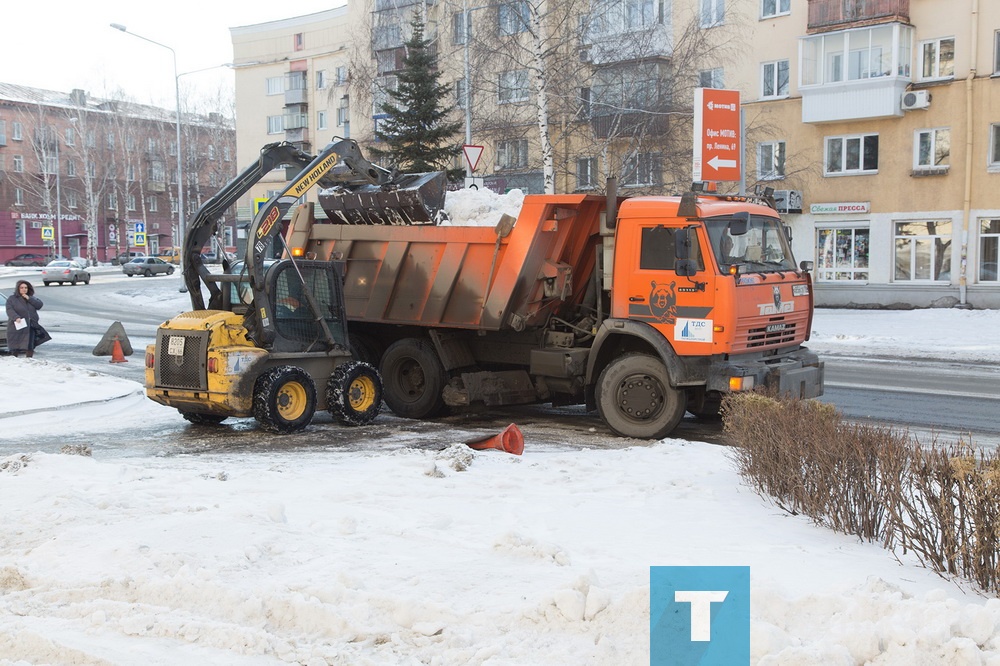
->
xmin=706 ymin=214 xmax=796 ymax=273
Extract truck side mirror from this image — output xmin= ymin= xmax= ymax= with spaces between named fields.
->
xmin=675 ymin=259 xmax=698 ymax=276
xmin=784 ymin=225 xmax=793 ymax=242
xmin=799 ymin=260 xmax=814 ymax=272
xmin=674 ymin=227 xmax=691 ymax=260
xmin=729 ymin=212 xmax=749 ymax=236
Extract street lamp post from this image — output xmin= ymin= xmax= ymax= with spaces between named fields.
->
xmin=110 ymin=23 xmax=185 ymax=266
xmin=55 ymin=139 xmax=62 ymax=260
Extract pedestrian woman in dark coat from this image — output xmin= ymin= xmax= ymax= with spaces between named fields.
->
xmin=5 ymin=280 xmax=50 ymax=357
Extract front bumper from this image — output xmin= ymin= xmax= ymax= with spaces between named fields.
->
xmin=709 ymin=346 xmax=825 ymax=398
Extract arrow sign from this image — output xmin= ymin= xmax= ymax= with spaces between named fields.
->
xmin=692 ymin=88 xmax=742 ymax=182
xmin=463 ymin=144 xmax=484 ymax=172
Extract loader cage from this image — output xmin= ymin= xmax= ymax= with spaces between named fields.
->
xmin=266 ymin=260 xmax=350 ymax=353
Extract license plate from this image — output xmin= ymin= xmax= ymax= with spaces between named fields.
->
xmin=766 ymin=323 xmax=786 ymax=333
xmin=167 ymin=336 xmax=186 ymax=356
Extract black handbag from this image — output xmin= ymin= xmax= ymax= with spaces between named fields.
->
xmin=30 ymin=322 xmax=52 ymax=347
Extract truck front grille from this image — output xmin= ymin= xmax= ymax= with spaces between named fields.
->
xmin=733 ymin=312 xmax=808 ymax=353
xmin=155 ymin=329 xmax=209 ymax=390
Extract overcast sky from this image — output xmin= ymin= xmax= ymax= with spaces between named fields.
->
xmin=2 ymin=1 xmax=345 ymax=111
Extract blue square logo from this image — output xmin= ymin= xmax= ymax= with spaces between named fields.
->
xmin=650 ymin=566 xmax=750 ymax=665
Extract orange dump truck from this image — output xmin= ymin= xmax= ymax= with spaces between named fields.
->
xmin=283 ymin=188 xmax=824 ymax=439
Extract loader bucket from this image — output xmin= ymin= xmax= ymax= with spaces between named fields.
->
xmin=319 ymin=171 xmax=447 ymax=225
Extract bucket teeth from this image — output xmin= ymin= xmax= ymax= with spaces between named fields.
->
xmin=319 ymin=171 xmax=447 ymax=225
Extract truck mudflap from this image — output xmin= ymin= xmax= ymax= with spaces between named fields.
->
xmin=708 ymin=347 xmax=825 ymax=399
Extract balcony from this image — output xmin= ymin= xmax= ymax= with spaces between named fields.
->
xmin=285 ymin=86 xmax=308 ymax=105
xmin=808 ymin=0 xmax=909 ymax=33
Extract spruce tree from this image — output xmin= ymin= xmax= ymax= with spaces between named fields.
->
xmin=372 ymin=16 xmax=463 ymax=179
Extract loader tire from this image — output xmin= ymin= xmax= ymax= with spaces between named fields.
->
xmin=328 ymin=361 xmax=383 ymax=426
xmin=380 ymin=338 xmax=446 ymax=419
xmin=180 ymin=411 xmax=228 ymax=425
xmin=253 ymin=365 xmax=316 ymax=434
xmin=597 ymin=353 xmax=685 ymax=439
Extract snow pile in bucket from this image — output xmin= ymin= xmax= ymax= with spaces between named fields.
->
xmin=442 ymin=188 xmax=525 ymax=226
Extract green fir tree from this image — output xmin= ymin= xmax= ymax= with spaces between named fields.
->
xmin=372 ymin=16 xmax=463 ymax=180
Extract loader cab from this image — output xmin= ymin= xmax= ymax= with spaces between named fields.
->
xmin=265 ymin=260 xmax=349 ymax=353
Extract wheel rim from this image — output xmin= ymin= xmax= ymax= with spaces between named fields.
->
xmin=394 ymin=359 xmax=426 ymax=401
xmin=348 ymin=375 xmax=377 ymax=412
xmin=276 ymin=381 xmax=308 ymax=420
xmin=613 ymin=372 xmax=665 ymax=422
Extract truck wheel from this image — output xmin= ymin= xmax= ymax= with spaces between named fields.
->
xmin=380 ymin=338 xmax=446 ymax=419
xmin=348 ymin=333 xmax=381 ymax=365
xmin=180 ymin=411 xmax=228 ymax=425
xmin=597 ymin=353 xmax=685 ymax=439
xmin=328 ymin=361 xmax=383 ymax=426
xmin=253 ymin=366 xmax=316 ymax=433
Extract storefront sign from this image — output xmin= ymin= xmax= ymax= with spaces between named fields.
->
xmin=810 ymin=202 xmax=870 ymax=215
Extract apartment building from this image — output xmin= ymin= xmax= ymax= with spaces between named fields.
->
xmin=0 ymin=84 xmax=236 ymax=264
xmin=230 ymin=0 xmax=1000 ymax=308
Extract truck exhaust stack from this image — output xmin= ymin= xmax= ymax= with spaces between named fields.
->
xmin=319 ymin=171 xmax=448 ymax=225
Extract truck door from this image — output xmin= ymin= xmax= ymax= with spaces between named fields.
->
xmin=617 ymin=223 xmax=718 ymax=353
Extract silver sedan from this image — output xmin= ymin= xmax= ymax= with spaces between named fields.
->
xmin=122 ymin=257 xmax=176 ymax=277
xmin=41 ymin=260 xmax=91 ymax=286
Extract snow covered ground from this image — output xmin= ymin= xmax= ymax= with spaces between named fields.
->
xmin=4 ymin=271 xmax=1000 ymax=663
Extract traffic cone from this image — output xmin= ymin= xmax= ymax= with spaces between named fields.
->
xmin=110 ymin=335 xmax=128 ymax=364
xmin=465 ymin=423 xmax=524 ymax=455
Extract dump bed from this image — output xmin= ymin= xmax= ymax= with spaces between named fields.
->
xmin=300 ymin=194 xmax=606 ymax=331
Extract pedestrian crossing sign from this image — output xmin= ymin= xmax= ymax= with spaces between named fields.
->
xmin=41 ymin=226 xmax=54 ymax=241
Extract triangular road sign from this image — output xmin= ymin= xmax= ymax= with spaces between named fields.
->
xmin=463 ymin=144 xmax=484 ymax=172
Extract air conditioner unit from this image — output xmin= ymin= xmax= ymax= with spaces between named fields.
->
xmin=773 ymin=190 xmax=803 ymax=214
xmin=901 ymin=90 xmax=931 ymax=111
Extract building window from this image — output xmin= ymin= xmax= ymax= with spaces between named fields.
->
xmin=266 ymin=77 xmax=284 ymax=95
xmin=980 ymin=219 xmax=1000 ymax=281
xmin=12 ymin=121 xmax=22 ymax=141
xmin=761 ymin=60 xmax=789 ymax=98
xmin=66 ymin=159 xmax=76 ymax=177
xmin=317 ymin=70 xmax=327 ymax=89
xmin=148 ymin=138 xmax=157 ymax=152
xmin=498 ymin=69 xmax=530 ymax=103
xmin=87 ymin=161 xmax=96 ymax=179
xmin=920 ymin=37 xmax=955 ymax=80
xmin=43 ymin=155 xmax=57 ymax=175
xmin=622 ymin=152 xmax=661 ymax=187
xmin=224 ymin=146 xmax=231 ymax=162
xmin=14 ymin=188 xmax=24 ymax=206
xmin=107 ymin=192 xmax=118 ymax=209
xmin=293 ymin=32 xmax=304 ymax=51
xmin=67 ymin=191 xmax=77 ymax=209
xmin=126 ymin=194 xmax=136 ymax=211
xmin=150 ymin=161 xmax=165 ymax=182
xmin=825 ymin=134 xmax=878 ymax=175
xmin=995 ymin=31 xmax=1000 ymax=75
xmin=893 ymin=220 xmax=951 ymax=281
xmin=171 ymin=197 xmax=178 ymax=214
xmin=456 ymin=78 xmax=469 ymax=109
xmin=801 ymin=25 xmax=908 ymax=86
xmin=207 ymin=145 xmax=215 ymax=160
xmin=453 ymin=11 xmax=470 ymax=44
xmin=496 ymin=139 xmax=528 ymax=170
xmin=498 ymin=1 xmax=529 ymax=36
xmin=815 ymin=227 xmax=869 ymax=281
xmin=335 ymin=66 xmax=349 ymax=86
xmin=699 ymin=68 xmax=724 ymax=89
xmin=148 ymin=196 xmax=158 ymax=212
xmin=65 ymin=127 xmax=75 ymax=146
xmin=761 ymin=0 xmax=789 ymax=19
xmin=914 ymin=128 xmax=950 ymax=170
xmin=107 ymin=132 xmax=115 ymax=149
xmin=700 ymin=0 xmax=724 ymax=27
xmin=267 ymin=115 xmax=284 ymax=134
xmin=757 ymin=141 xmax=785 ymax=180
xmin=317 ymin=110 xmax=328 ymax=130
xmin=337 ymin=97 xmax=350 ymax=126
xmin=12 ymin=155 xmax=23 ymax=172
xmin=576 ymin=157 xmax=597 ymax=190
xmin=0 ymin=120 xmax=5 ymax=145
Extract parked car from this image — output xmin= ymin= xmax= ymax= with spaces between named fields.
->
xmin=115 ymin=251 xmax=147 ymax=265
xmin=5 ymin=253 xmax=47 ymax=267
xmin=0 ymin=290 xmax=7 ymax=351
xmin=122 ymin=257 xmax=175 ymax=277
xmin=41 ymin=260 xmax=91 ymax=286
xmin=155 ymin=247 xmax=181 ymax=264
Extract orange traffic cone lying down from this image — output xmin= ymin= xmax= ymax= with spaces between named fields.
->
xmin=464 ymin=423 xmax=524 ymax=455
xmin=110 ymin=335 xmax=128 ymax=364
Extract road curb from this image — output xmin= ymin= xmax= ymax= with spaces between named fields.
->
xmin=0 ymin=387 xmax=144 ymax=420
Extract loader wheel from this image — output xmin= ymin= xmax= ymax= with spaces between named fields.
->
xmin=253 ymin=365 xmax=316 ymax=434
xmin=328 ymin=361 xmax=383 ymax=426
xmin=380 ymin=338 xmax=446 ymax=419
xmin=597 ymin=353 xmax=685 ymax=440
xmin=180 ymin=411 xmax=228 ymax=425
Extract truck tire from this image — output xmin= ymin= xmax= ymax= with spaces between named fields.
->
xmin=253 ymin=365 xmax=316 ymax=434
xmin=380 ymin=338 xmax=446 ymax=419
xmin=180 ymin=411 xmax=228 ymax=425
xmin=597 ymin=353 xmax=686 ymax=439
xmin=348 ymin=333 xmax=380 ymax=365
xmin=328 ymin=361 xmax=383 ymax=426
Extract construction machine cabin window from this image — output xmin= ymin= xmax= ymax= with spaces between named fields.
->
xmin=640 ymin=226 xmax=703 ymax=271
xmin=274 ymin=265 xmax=346 ymax=345
xmin=706 ymin=215 xmax=795 ymax=272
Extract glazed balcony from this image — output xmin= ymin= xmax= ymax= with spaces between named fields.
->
xmin=808 ymin=0 xmax=909 ymax=34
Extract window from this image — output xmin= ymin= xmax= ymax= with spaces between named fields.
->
xmin=335 ymin=66 xmax=349 ymax=86
xmin=12 ymin=155 xmax=23 ymax=172
xmin=266 ymin=77 xmax=284 ymax=95
xmin=995 ymin=30 xmax=1000 ymax=75
xmin=456 ymin=78 xmax=469 ymax=109
xmin=126 ymin=164 xmax=135 ymax=181
xmin=453 ymin=11 xmax=470 ymax=44
xmin=757 ymin=141 xmax=785 ymax=180
xmin=761 ymin=0 xmax=789 ymax=18
xmin=148 ymin=196 xmax=158 ymax=212
xmin=317 ymin=110 xmax=328 ymax=130
xmin=126 ymin=135 xmax=135 ymax=150
xmin=293 ymin=33 xmax=304 ymax=51
xmin=700 ymin=0 xmax=724 ymax=27
xmin=86 ymin=131 xmax=95 ymax=148
xmin=622 ymin=152 xmax=661 ymax=187
xmin=107 ymin=192 xmax=118 ymax=209
xmin=171 ymin=197 xmax=178 ymax=214
xmin=66 ymin=159 xmax=76 ymax=177
xmin=699 ymin=68 xmax=724 ymax=89
xmin=150 ymin=161 xmax=165 ymax=182
xmin=87 ymin=161 xmax=96 ymax=179
xmin=44 ymin=156 xmax=58 ymax=175
xmin=815 ymin=227 xmax=869 ymax=281
xmin=126 ymin=194 xmax=136 ymax=211
xmin=148 ymin=138 xmax=157 ymax=152
xmin=893 ymin=220 xmax=951 ymax=281
xmin=761 ymin=60 xmax=789 ymax=98
xmin=980 ymin=219 xmax=1000 ymax=282
xmin=801 ymin=25 xmax=905 ymax=86
xmin=65 ymin=127 xmax=75 ymax=146
xmin=914 ymin=128 xmax=950 ymax=170
xmin=316 ymin=70 xmax=327 ymax=90
xmin=106 ymin=132 xmax=115 ymax=149
xmin=497 ymin=139 xmax=528 ymax=170
xmin=498 ymin=69 xmax=530 ymax=103
xmin=267 ymin=115 xmax=284 ymax=134
xmin=337 ymin=97 xmax=350 ymax=126
xmin=14 ymin=188 xmax=24 ymax=205
xmin=825 ymin=134 xmax=879 ymax=175
xmin=498 ymin=2 xmax=529 ymax=35
xmin=576 ymin=157 xmax=598 ymax=190
xmin=224 ymin=146 xmax=231 ymax=162
xmin=12 ymin=121 xmax=22 ymax=141
xmin=920 ymin=37 xmax=955 ymax=80
xmin=67 ymin=191 xmax=77 ymax=209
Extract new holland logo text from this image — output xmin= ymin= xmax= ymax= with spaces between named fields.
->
xmin=289 ymin=153 xmax=340 ymax=198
